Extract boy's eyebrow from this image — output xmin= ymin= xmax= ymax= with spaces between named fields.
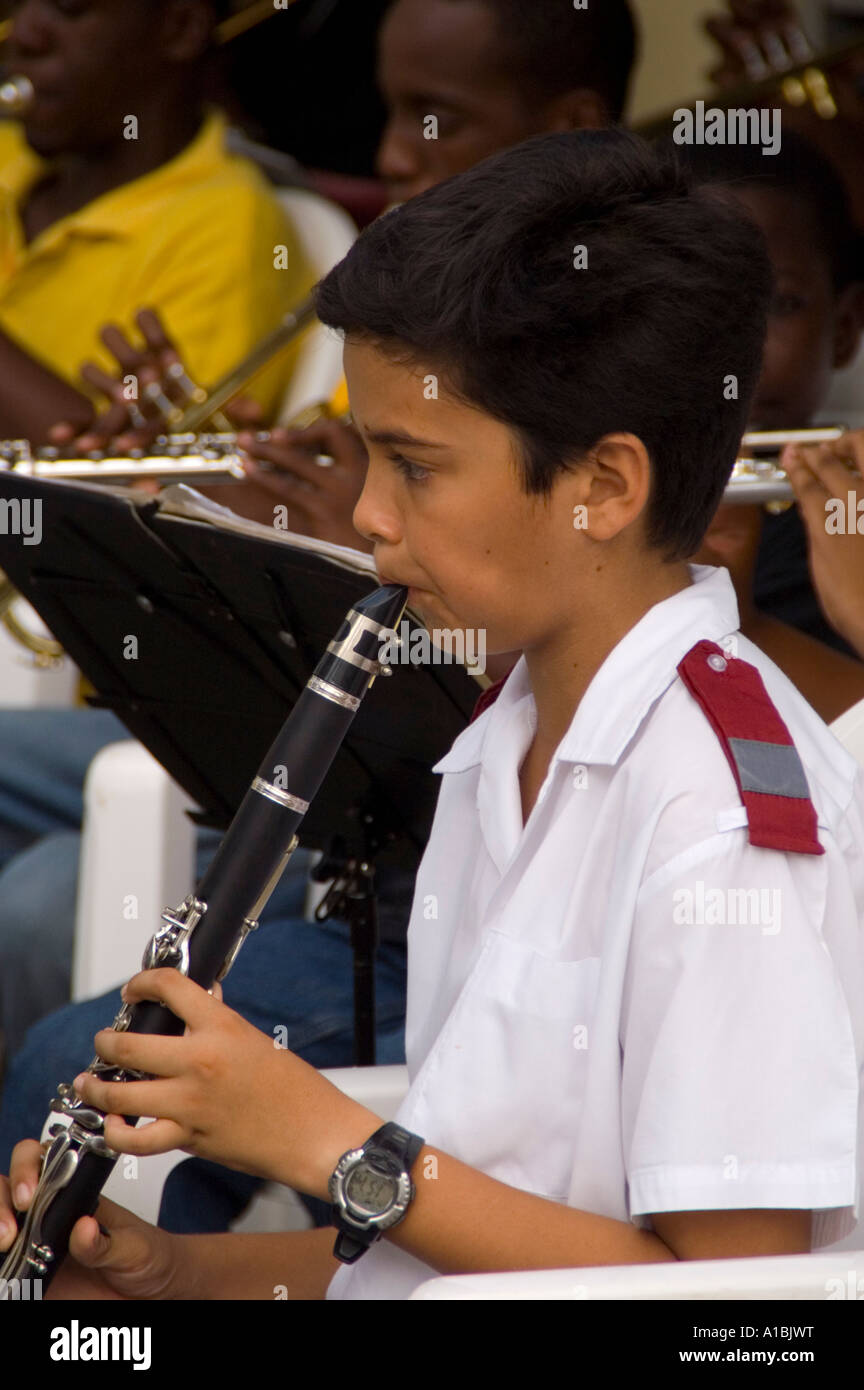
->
xmin=362 ymin=428 xmax=450 ymax=450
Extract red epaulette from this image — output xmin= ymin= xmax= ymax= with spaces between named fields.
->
xmin=678 ymin=639 xmax=823 ymax=856
xmin=470 ymin=677 xmax=506 ymax=723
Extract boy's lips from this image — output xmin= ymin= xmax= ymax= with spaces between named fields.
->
xmin=377 ymin=570 xmax=416 ymax=590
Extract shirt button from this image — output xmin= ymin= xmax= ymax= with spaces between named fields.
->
xmin=707 ymin=653 xmax=727 ymax=672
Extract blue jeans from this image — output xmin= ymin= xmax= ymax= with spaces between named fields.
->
xmin=0 ymin=708 xmax=126 ymax=866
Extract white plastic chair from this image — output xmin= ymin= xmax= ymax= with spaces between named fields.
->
xmin=411 ymin=1249 xmax=864 ymax=1300
xmin=0 ymin=603 xmax=79 ymax=707
xmin=272 ymin=187 xmax=356 ymax=424
xmin=73 ymin=741 xmax=197 ymax=1003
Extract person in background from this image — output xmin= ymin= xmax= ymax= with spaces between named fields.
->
xmin=703 ymin=0 xmax=864 ymax=228
xmin=674 ymin=132 xmax=864 ymax=722
xmin=781 ymin=434 xmax=864 ymax=664
xmin=0 ymin=0 xmax=314 ymax=442
xmin=63 ymin=0 xmax=640 ymax=538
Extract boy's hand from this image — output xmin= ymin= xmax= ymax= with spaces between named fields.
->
xmin=784 ymin=433 xmax=864 ymax=659
xmin=72 ymin=969 xmax=379 ymax=1201
xmin=50 ymin=308 xmax=196 ymax=455
xmin=235 ymin=419 xmax=372 ymax=549
xmin=0 ymin=1141 xmax=182 ymax=1300
xmin=704 ymin=1 xmax=806 ymax=88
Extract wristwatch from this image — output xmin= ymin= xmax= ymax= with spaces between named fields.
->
xmin=329 ymin=1121 xmax=425 ymax=1264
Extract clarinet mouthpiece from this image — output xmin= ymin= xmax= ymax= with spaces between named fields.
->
xmin=352 ymin=583 xmax=409 ymax=629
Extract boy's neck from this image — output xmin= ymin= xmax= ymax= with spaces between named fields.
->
xmin=522 ymin=559 xmax=693 ymax=776
xmin=22 ymin=99 xmax=206 ymax=241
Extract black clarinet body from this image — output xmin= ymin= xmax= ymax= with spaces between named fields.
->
xmin=0 ymin=583 xmax=407 ymax=1295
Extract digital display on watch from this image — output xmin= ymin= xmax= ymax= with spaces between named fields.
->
xmin=345 ymin=1165 xmax=398 ymax=1214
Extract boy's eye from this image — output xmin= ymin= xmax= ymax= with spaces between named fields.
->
xmin=428 ymin=110 xmax=466 ymax=139
xmin=389 ymin=451 xmax=430 ymax=484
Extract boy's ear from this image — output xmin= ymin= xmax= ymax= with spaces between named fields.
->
xmin=832 ymin=282 xmax=864 ymax=370
xmin=158 ymin=0 xmax=215 ymax=64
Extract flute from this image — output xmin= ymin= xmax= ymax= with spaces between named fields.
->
xmin=0 ymin=582 xmax=408 ymax=1296
xmin=725 ymin=427 xmax=846 ymax=504
xmin=0 ymin=433 xmax=334 ymax=485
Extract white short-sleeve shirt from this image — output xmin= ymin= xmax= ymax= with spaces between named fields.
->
xmin=327 ymin=565 xmax=864 ymax=1300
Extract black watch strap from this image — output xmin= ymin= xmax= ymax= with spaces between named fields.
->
xmin=332 ymin=1121 xmax=425 ymax=1264
xmin=369 ymin=1121 xmax=425 ymax=1170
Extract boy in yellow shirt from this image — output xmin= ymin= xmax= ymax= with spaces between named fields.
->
xmin=0 ymin=0 xmax=313 ymax=441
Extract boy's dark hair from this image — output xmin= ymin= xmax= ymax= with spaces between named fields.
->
xmin=317 ymin=129 xmax=772 ymax=561
xmin=666 ymin=129 xmax=861 ymax=291
xmin=467 ymin=0 xmax=638 ymax=124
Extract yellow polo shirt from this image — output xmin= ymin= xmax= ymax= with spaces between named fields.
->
xmin=0 ymin=109 xmax=316 ymax=421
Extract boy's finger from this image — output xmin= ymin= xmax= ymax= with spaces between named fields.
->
xmin=788 ymin=443 xmax=861 ymax=499
xmin=135 ymin=308 xmax=177 ymax=355
xmin=225 ymin=394 xmax=266 ymax=428
xmin=71 ymin=1073 xmax=178 ymax=1121
xmin=0 ymin=1175 xmax=22 ymax=1248
xmin=8 ymin=1139 xmax=44 ymax=1210
xmin=99 ymin=323 xmax=150 ymax=372
xmin=90 ymin=1026 xmax=188 ymax=1077
xmin=291 ymin=419 xmax=367 ymax=461
xmin=101 ymin=1115 xmax=187 ymax=1158
xmin=47 ymin=421 xmax=77 ymax=444
xmin=80 ymin=361 xmax=130 ymax=401
xmin=67 ymin=1210 xmax=164 ymax=1283
xmin=121 ymin=967 xmax=222 ymax=1027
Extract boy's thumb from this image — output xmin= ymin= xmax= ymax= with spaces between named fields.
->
xmin=68 ymin=1216 xmax=150 ymax=1278
xmin=68 ymin=1217 xmax=115 ymax=1268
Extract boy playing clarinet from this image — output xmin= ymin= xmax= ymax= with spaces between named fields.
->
xmin=2 ymin=129 xmax=863 ymax=1299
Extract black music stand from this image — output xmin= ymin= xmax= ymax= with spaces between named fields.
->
xmin=0 ymin=474 xmax=484 ymax=1062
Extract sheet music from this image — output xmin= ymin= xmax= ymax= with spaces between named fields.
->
xmin=153 ymin=484 xmax=379 ymax=577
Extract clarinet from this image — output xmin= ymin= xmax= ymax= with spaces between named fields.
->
xmin=0 ymin=583 xmax=407 ymax=1295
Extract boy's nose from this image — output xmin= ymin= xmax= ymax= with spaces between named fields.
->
xmin=376 ymin=118 xmax=425 ymax=198
xmin=353 ymin=463 xmax=402 ymax=548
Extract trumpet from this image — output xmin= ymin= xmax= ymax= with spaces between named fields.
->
xmin=634 ymin=35 xmax=864 ymax=139
xmin=0 ymin=73 xmax=32 ymax=115
xmin=724 ymin=427 xmax=846 ymax=504
xmin=173 ymin=295 xmax=319 ymax=432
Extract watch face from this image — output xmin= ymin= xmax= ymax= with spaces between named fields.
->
xmin=344 ymin=1164 xmax=399 ymax=1216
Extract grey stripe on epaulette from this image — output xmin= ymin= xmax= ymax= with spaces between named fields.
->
xmin=727 ymin=738 xmax=811 ymax=799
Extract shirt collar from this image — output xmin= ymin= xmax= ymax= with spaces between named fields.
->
xmin=0 ymin=108 xmax=228 ymax=248
xmin=435 ymin=564 xmax=740 ymax=774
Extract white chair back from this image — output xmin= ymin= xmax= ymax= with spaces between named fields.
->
xmin=0 ymin=602 xmax=79 ymax=707
xmin=274 ymin=188 xmax=356 ymax=423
